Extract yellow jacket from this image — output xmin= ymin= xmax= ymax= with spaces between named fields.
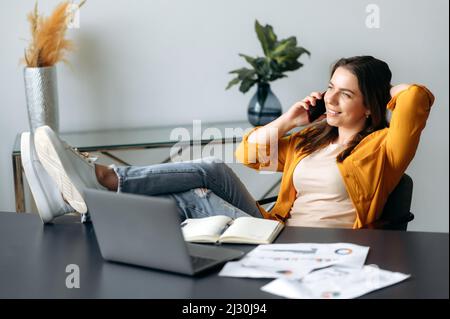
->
xmin=235 ymin=85 xmax=435 ymax=228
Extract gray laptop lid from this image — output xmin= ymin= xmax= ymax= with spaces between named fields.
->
xmin=84 ymin=189 xmax=244 ymax=275
xmin=85 ymin=189 xmax=195 ymax=274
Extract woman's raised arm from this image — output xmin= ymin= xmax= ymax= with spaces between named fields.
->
xmin=385 ymin=84 xmax=435 ymax=173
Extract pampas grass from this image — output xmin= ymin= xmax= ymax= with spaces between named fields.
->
xmin=23 ymin=1 xmax=86 ymax=67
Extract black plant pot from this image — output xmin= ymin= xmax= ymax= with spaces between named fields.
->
xmin=247 ymin=83 xmax=282 ymax=126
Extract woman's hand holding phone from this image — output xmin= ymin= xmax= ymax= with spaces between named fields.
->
xmin=284 ymin=91 xmax=326 ymax=127
xmin=249 ymin=91 xmax=326 ymax=144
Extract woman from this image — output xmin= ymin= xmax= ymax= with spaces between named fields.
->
xmin=33 ymin=56 xmax=434 ymax=228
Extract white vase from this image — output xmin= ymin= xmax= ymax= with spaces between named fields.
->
xmin=24 ymin=66 xmax=59 ymax=133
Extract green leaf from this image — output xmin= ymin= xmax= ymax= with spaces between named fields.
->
xmin=274 ymin=46 xmax=310 ymax=60
xmin=226 ymin=77 xmax=241 ymax=90
xmin=229 ymin=67 xmax=256 ymax=80
xmin=272 ymin=37 xmax=297 ymax=55
xmin=269 ymin=74 xmax=287 ymax=82
xmin=299 ymin=46 xmax=311 ymax=56
xmin=255 ymin=20 xmax=277 ymax=57
xmin=280 ymin=60 xmax=303 ymax=72
xmin=250 ymin=58 xmax=269 ymax=79
xmin=268 ymin=60 xmax=284 ymax=78
xmin=238 ymin=54 xmax=258 ymax=69
xmin=274 ymin=47 xmax=311 ymax=66
xmin=239 ymin=78 xmax=257 ymax=93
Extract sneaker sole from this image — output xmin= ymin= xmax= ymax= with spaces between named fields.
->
xmin=34 ymin=126 xmax=88 ymax=214
xmin=21 ymin=132 xmax=54 ymax=223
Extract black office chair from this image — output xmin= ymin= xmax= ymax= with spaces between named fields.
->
xmin=257 ymin=174 xmax=415 ymax=230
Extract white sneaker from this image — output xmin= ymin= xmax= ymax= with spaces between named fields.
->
xmin=21 ymin=132 xmax=75 ymax=223
xmin=34 ymin=125 xmax=106 ymax=214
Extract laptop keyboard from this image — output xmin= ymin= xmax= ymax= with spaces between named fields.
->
xmin=190 ymin=255 xmax=218 ymax=269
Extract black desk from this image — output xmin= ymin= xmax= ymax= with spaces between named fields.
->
xmin=0 ymin=212 xmax=448 ymax=299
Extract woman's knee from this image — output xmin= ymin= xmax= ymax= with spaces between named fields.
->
xmin=199 ymin=157 xmax=232 ymax=176
xmin=193 ymin=188 xmax=212 ymax=198
xmin=197 ymin=156 xmax=224 ymax=165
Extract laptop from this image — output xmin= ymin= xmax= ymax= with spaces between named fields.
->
xmin=84 ymin=188 xmax=245 ymax=275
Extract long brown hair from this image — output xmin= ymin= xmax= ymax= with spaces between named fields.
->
xmin=296 ymin=56 xmax=392 ymax=162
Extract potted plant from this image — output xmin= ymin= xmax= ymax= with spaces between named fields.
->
xmin=226 ymin=20 xmax=310 ymax=126
xmin=22 ymin=0 xmax=86 ymax=133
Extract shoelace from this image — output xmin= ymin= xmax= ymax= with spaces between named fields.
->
xmin=74 ymin=148 xmax=99 ymax=164
xmin=62 ymin=141 xmax=98 ymax=164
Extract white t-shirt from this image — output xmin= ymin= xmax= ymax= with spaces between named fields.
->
xmin=287 ymin=143 xmax=356 ymax=228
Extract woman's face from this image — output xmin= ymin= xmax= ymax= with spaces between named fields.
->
xmin=324 ymin=67 xmax=369 ymax=131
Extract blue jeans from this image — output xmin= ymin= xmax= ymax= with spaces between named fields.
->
xmin=112 ymin=157 xmax=263 ymax=221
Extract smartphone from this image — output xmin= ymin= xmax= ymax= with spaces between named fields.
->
xmin=307 ymin=92 xmax=326 ymax=123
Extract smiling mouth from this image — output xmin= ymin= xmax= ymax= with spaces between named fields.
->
xmin=326 ymin=110 xmax=342 ymax=115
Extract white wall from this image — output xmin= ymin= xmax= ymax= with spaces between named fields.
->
xmin=1 ymin=0 xmax=448 ymax=232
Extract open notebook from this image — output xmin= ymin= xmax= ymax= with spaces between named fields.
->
xmin=181 ymin=215 xmax=284 ymax=244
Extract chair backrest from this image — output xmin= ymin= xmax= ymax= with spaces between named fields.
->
xmin=376 ymin=174 xmax=414 ymax=230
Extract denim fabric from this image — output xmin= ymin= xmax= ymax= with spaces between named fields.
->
xmin=112 ymin=157 xmax=262 ymax=221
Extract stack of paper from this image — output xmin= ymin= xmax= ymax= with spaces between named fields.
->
xmin=219 ymin=243 xmax=410 ymax=299
xmin=220 ymin=243 xmax=369 ymax=279
xmin=261 ymin=265 xmax=410 ymax=299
